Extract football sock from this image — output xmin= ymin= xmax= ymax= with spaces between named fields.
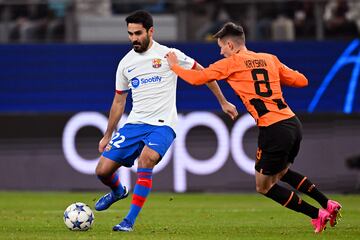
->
xmin=125 ymin=168 xmax=153 ymax=225
xmin=97 ymin=171 xmax=124 ymax=196
xmin=281 ymin=169 xmax=329 ymax=209
xmin=265 ymin=184 xmax=319 ymax=219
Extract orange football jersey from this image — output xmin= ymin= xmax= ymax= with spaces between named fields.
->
xmin=172 ymin=50 xmax=308 ymax=126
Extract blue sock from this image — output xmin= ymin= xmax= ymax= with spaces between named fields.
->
xmin=125 ymin=168 xmax=153 ymax=225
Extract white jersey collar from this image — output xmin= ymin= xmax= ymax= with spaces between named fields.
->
xmin=135 ymin=40 xmax=158 ymax=56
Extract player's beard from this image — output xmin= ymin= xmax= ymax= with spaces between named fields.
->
xmin=132 ymin=35 xmax=150 ymax=53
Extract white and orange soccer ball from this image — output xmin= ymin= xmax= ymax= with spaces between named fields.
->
xmin=63 ymin=202 xmax=94 ymax=231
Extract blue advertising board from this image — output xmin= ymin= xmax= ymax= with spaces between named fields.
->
xmin=0 ymin=40 xmax=359 ymax=113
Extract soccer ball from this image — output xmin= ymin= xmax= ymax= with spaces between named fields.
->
xmin=63 ymin=202 xmax=94 ymax=231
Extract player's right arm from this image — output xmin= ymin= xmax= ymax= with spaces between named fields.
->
xmin=99 ymin=92 xmax=128 ymax=153
xmin=99 ymin=59 xmax=129 ymax=153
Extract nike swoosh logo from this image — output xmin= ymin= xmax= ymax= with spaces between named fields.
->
xmin=127 ymin=67 xmax=136 ymax=73
xmin=148 ymin=142 xmax=158 ymax=146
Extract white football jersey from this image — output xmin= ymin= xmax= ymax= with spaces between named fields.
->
xmin=115 ymin=41 xmax=195 ymax=131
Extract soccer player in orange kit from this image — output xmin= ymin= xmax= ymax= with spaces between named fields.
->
xmin=165 ymin=22 xmax=342 ymax=233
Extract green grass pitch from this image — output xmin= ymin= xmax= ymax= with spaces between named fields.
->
xmin=0 ymin=192 xmax=359 ymax=240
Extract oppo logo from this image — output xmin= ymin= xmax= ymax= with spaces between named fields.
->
xmin=62 ymin=111 xmax=256 ymax=192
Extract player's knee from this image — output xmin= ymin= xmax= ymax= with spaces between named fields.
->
xmin=138 ymin=157 xmax=157 ymax=168
xmin=138 ymin=149 xmax=160 ymax=168
xmin=95 ymin=164 xmax=109 ymax=177
xmin=256 ymin=184 xmax=270 ymax=195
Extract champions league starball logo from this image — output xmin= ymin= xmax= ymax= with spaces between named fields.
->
xmin=308 ymin=39 xmax=360 ymax=114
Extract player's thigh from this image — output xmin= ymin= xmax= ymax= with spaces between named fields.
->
xmin=102 ymin=124 xmax=147 ymax=168
xmin=140 ymin=125 xmax=176 ymax=167
xmin=143 ymin=125 xmax=176 ymax=155
xmin=255 ymin=120 xmax=297 ymax=175
xmin=138 ymin=146 xmax=161 ymax=169
xmin=288 ymin=118 xmax=303 ymax=163
xmin=95 ymin=156 xmax=122 ymax=176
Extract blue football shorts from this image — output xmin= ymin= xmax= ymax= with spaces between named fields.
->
xmin=102 ymin=123 xmax=176 ymax=167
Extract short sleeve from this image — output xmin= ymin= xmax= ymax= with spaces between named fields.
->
xmin=115 ymin=61 xmax=130 ymax=92
xmin=171 ymin=48 xmax=195 ymax=70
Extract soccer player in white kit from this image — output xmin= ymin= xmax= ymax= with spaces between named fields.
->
xmin=94 ymin=10 xmax=238 ymax=232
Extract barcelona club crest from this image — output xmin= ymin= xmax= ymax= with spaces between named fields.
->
xmin=105 ymin=144 xmax=112 ymax=152
xmin=152 ymin=58 xmax=162 ymax=68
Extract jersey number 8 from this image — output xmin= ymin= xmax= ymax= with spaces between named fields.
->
xmin=250 ymin=68 xmax=287 ymax=117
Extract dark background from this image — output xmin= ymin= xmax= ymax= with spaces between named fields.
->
xmin=0 ymin=41 xmax=359 ymax=192
xmin=1 ymin=41 xmax=359 ymax=114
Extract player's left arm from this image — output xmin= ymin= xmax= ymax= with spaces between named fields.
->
xmin=194 ymin=63 xmax=238 ymax=120
xmin=274 ymin=56 xmax=308 ymax=88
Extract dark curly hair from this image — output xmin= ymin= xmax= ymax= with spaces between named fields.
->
xmin=126 ymin=10 xmax=153 ymax=31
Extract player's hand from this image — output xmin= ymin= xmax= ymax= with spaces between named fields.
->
xmin=221 ymin=101 xmax=238 ymax=120
xmin=165 ymin=51 xmax=179 ymax=68
xmin=98 ymin=136 xmax=111 ymax=153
